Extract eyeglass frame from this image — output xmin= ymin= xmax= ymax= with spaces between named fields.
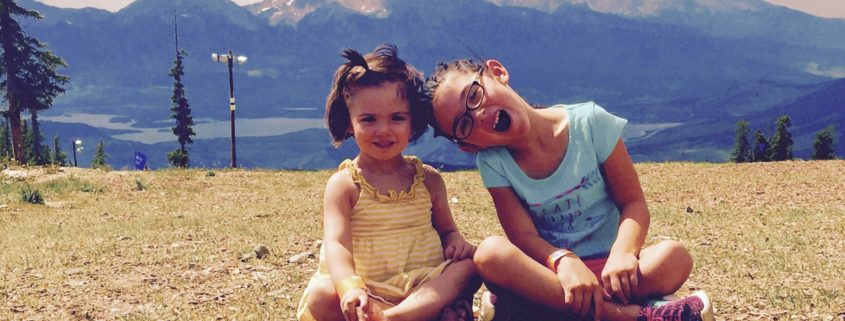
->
xmin=432 ymin=66 xmax=486 ymax=144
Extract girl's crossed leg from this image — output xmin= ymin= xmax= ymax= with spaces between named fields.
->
xmin=303 ymin=259 xmax=480 ymax=321
xmin=473 ymin=236 xmax=693 ymax=321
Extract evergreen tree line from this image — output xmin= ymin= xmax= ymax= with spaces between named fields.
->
xmin=730 ymin=115 xmax=837 ymax=163
xmin=0 ymin=115 xmax=111 ymax=168
xmin=0 ymin=113 xmax=67 ymax=165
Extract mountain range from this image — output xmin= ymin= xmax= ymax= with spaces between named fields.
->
xmin=9 ymin=0 xmax=845 ymax=169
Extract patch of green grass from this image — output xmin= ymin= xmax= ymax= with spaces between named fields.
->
xmin=134 ymin=179 xmax=146 ymax=191
xmin=42 ymin=176 xmax=103 ymax=194
xmin=0 ymin=179 xmax=16 ymax=197
xmin=79 ymin=182 xmax=103 ymax=193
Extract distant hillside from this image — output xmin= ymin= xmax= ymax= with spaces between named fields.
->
xmin=490 ymin=0 xmax=845 ymax=51
xmin=18 ymin=0 xmax=838 ymax=121
xmin=10 ymin=0 xmax=845 ymax=168
xmin=627 ymin=78 xmax=845 ymax=162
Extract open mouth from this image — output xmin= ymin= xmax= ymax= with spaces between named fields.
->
xmin=494 ymin=110 xmax=511 ymax=132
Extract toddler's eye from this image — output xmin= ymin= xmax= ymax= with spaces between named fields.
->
xmin=391 ymin=115 xmax=408 ymax=122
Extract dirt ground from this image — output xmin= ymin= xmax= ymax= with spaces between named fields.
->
xmin=1 ymin=161 xmax=844 ymax=320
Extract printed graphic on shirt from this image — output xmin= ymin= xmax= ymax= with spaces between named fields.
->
xmin=527 ymin=169 xmax=602 ymax=208
xmin=526 ymin=168 xmax=606 ymax=248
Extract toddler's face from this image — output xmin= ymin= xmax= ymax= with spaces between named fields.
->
xmin=346 ymin=81 xmax=412 ymax=160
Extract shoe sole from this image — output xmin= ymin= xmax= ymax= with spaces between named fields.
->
xmin=479 ymin=291 xmax=495 ymax=321
xmin=693 ymin=291 xmax=715 ymax=321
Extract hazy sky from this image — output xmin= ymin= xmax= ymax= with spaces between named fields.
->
xmin=764 ymin=0 xmax=845 ymax=19
xmin=34 ymin=0 xmax=262 ymax=12
xmin=32 ymin=0 xmax=845 ymax=19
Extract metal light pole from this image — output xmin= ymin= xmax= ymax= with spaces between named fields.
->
xmin=212 ymin=50 xmax=247 ymax=168
xmin=72 ymin=139 xmax=82 ymax=167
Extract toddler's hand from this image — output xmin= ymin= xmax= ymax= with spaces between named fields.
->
xmin=601 ymin=252 xmax=640 ymax=304
xmin=444 ymin=239 xmax=475 ymax=261
xmin=340 ymin=288 xmax=370 ymax=321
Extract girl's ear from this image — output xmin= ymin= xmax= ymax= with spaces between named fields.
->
xmin=485 ymin=59 xmax=509 ymax=86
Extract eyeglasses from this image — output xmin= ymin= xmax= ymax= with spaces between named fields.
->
xmin=450 ymin=67 xmax=486 ymax=142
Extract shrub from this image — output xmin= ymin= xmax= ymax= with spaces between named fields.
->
xmin=19 ymin=186 xmax=44 ymax=204
xmin=134 ymin=179 xmax=146 ymax=191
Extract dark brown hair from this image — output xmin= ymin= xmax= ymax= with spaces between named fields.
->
xmin=324 ymin=43 xmax=430 ymax=147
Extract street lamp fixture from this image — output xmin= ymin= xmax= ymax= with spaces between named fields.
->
xmin=72 ymin=139 xmax=83 ymax=167
xmin=211 ymin=50 xmax=247 ymax=168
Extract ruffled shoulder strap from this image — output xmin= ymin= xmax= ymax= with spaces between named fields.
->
xmin=405 ymin=156 xmax=426 ymax=187
xmin=338 ymin=158 xmax=363 ymax=184
xmin=338 ymin=159 xmax=351 ymax=170
xmin=343 ymin=156 xmax=427 ymax=202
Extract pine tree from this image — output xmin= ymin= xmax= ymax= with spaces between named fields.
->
xmin=27 ymin=110 xmax=49 ymax=165
xmin=811 ymin=125 xmax=836 ymax=160
xmin=167 ymin=49 xmax=194 ymax=168
xmin=0 ymin=116 xmax=9 ymax=160
xmin=0 ymin=0 xmax=68 ymax=164
xmin=21 ymin=116 xmax=47 ymax=165
xmin=751 ymin=130 xmax=770 ymax=162
xmin=166 ymin=3 xmax=194 ymax=168
xmin=768 ymin=116 xmax=793 ymax=161
xmin=730 ymin=121 xmax=751 ymax=163
xmin=91 ymin=139 xmax=109 ymax=170
xmin=52 ymin=135 xmax=67 ymax=165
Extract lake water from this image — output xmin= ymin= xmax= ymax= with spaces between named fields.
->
xmin=40 ymin=113 xmax=680 ymax=145
xmin=41 ymin=113 xmax=325 ymax=144
xmin=623 ymin=123 xmax=682 ymax=141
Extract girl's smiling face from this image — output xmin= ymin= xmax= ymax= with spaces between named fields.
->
xmin=431 ymin=61 xmax=530 ymax=148
xmin=346 ymin=81 xmax=412 ymax=161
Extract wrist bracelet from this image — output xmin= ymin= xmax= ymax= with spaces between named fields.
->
xmin=336 ymin=276 xmax=367 ymax=298
xmin=546 ymin=249 xmax=577 ymax=273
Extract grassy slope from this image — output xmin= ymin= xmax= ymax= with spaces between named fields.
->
xmin=1 ymin=161 xmax=844 ymax=320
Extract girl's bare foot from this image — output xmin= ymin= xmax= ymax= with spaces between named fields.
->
xmin=438 ymin=299 xmax=473 ymax=321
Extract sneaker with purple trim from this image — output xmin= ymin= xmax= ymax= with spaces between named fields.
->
xmin=636 ymin=291 xmax=714 ymax=321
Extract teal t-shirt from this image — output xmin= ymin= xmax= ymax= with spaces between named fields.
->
xmin=477 ymin=102 xmax=627 ymax=259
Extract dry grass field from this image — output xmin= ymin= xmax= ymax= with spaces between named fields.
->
xmin=1 ymin=161 xmax=844 ymax=320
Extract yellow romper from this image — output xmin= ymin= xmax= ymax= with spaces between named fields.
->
xmin=297 ymin=157 xmax=452 ymax=320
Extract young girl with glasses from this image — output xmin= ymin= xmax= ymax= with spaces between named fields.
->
xmin=424 ymin=58 xmax=714 ymax=321
xmin=296 ymin=44 xmax=479 ymax=321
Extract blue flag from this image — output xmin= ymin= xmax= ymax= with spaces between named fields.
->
xmin=134 ymin=152 xmax=147 ymax=170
